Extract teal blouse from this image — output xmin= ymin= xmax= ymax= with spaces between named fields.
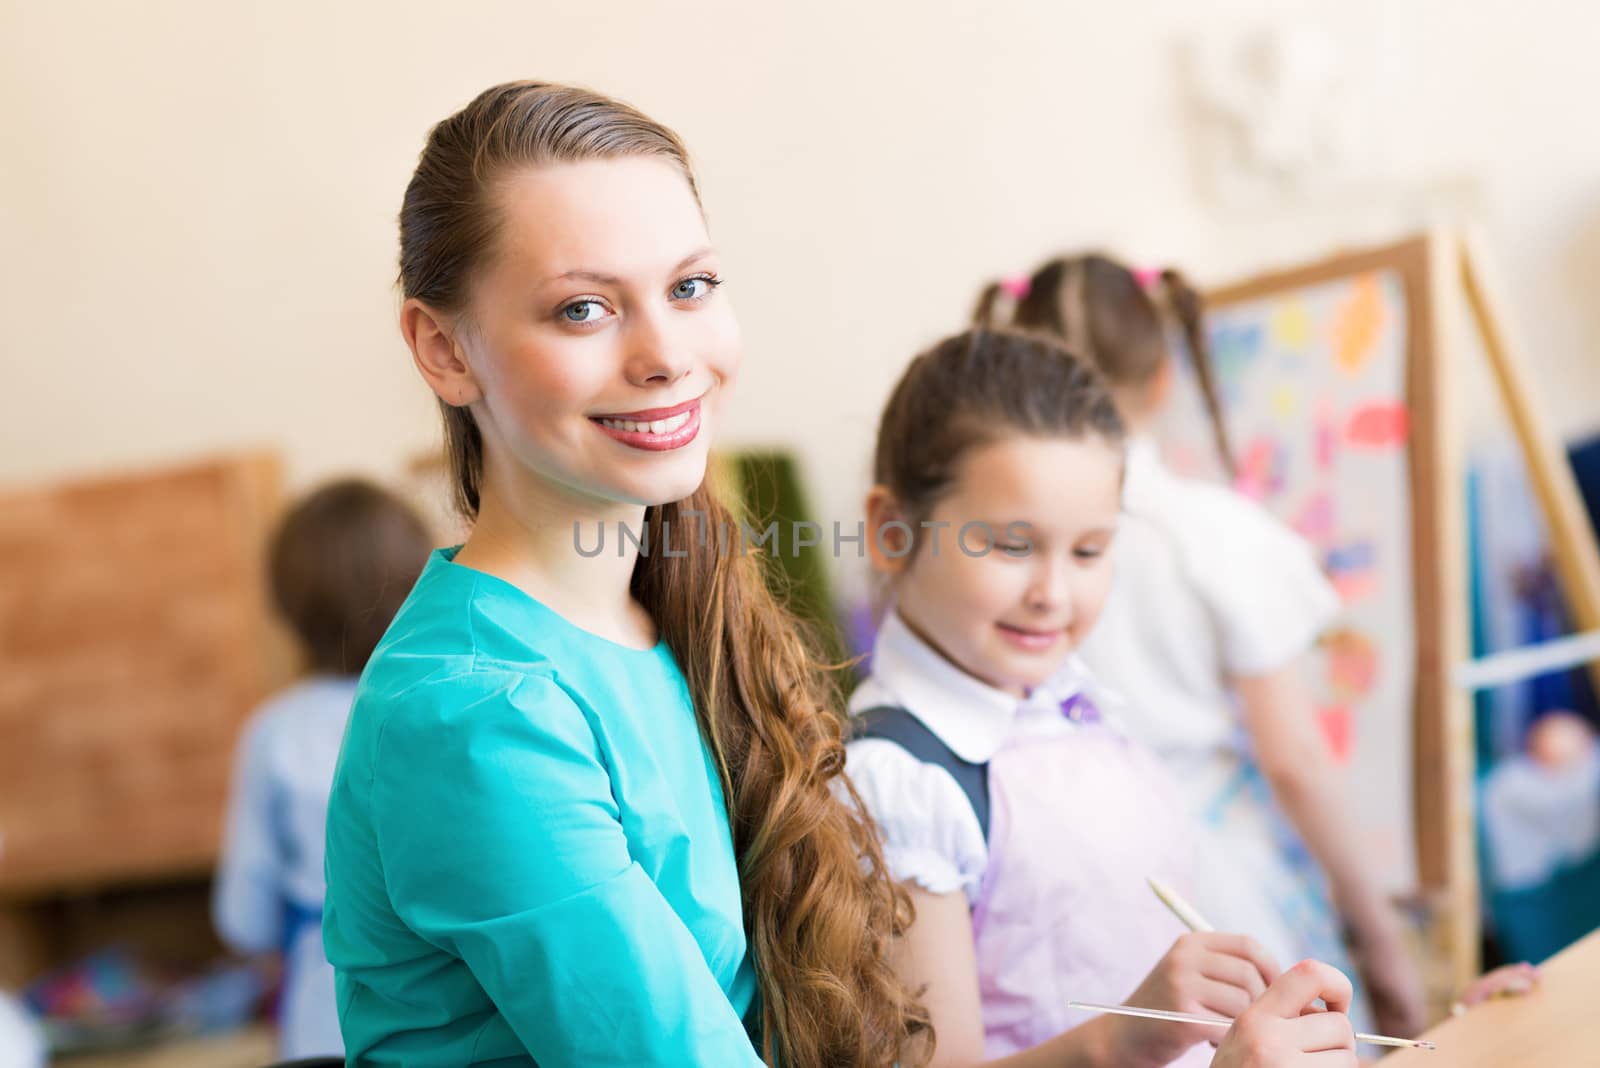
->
xmin=323 ymin=547 xmax=763 ymax=1066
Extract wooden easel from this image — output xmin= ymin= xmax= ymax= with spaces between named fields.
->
xmin=1204 ymin=230 xmax=1600 ymax=995
xmin=1446 ymin=225 xmax=1600 ymax=982
xmin=1458 ymin=229 xmax=1600 ymax=684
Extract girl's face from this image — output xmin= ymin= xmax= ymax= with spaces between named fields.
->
xmin=450 ymin=156 xmax=740 ymax=511
xmin=882 ymin=435 xmax=1122 ymax=697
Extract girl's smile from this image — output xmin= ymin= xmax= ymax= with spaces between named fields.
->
xmin=994 ymin=621 xmax=1068 ymax=654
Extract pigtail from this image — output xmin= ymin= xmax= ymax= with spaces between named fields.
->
xmin=971 ymin=281 xmax=1011 ymax=327
xmin=1159 ymin=268 xmax=1235 ymax=478
xmin=973 ymin=272 xmax=1039 ymax=328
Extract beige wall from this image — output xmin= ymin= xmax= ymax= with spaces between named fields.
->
xmin=5 ymin=0 xmax=1599 ymax=600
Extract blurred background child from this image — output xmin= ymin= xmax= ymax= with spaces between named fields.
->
xmin=212 ymin=478 xmax=431 ymax=1060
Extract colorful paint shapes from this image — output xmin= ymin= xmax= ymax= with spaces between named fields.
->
xmin=1233 ymin=436 xmax=1287 ymax=502
xmin=1334 ymin=273 xmax=1384 ymax=375
xmin=1271 ymin=384 xmax=1298 ymax=421
xmin=1316 ymin=705 xmax=1354 ymax=764
xmin=1271 ymin=299 xmax=1312 ymax=353
xmin=1210 ymin=320 xmax=1265 ymax=397
xmin=1315 ymin=396 xmax=1337 ymax=471
xmin=1345 ymin=401 xmax=1409 ymax=448
xmin=1326 ymin=539 xmax=1378 ymax=602
xmin=1293 ymin=491 xmax=1335 ymax=545
xmin=1323 ymin=627 xmax=1379 ymax=703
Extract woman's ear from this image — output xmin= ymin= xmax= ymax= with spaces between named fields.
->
xmin=865 ymin=485 xmax=915 ymax=576
xmin=401 ymin=298 xmax=484 ymax=408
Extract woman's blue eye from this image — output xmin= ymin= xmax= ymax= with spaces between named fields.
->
xmin=672 ymin=277 xmax=712 ymax=300
xmin=562 ymin=300 xmax=605 ymax=323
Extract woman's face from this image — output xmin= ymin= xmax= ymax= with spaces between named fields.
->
xmin=455 ymin=155 xmax=740 ymax=512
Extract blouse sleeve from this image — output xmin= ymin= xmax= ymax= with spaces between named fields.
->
xmin=372 ymin=671 xmax=764 ymax=1068
xmin=212 ymin=710 xmax=284 ymax=955
xmin=1184 ymin=483 xmax=1343 ymax=677
xmin=842 ymin=738 xmax=988 ymax=903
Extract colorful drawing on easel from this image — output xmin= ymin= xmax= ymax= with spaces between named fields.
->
xmin=1326 ymin=539 xmax=1379 ymax=601
xmin=1162 ymin=265 xmax=1415 ymax=892
xmin=1316 ymin=706 xmax=1354 ymax=764
xmin=1334 ymin=274 xmax=1384 ymax=375
xmin=1345 ymin=401 xmax=1409 ymax=449
xmin=1271 ymin=299 xmax=1312 ymax=353
xmin=1293 ymin=491 xmax=1335 ymax=546
xmin=1323 ymin=627 xmax=1379 ymax=703
xmin=1234 ymin=436 xmax=1287 ymax=502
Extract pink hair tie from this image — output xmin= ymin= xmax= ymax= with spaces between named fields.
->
xmin=999 ymin=275 xmax=1031 ymax=300
xmin=1131 ymin=266 xmax=1162 ymax=289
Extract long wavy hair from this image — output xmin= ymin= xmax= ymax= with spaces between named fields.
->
xmin=397 ymin=81 xmax=930 ymax=1068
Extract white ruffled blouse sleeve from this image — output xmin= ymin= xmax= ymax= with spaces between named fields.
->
xmin=842 ymin=737 xmax=989 ymax=903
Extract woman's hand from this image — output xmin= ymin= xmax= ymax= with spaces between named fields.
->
xmin=1102 ymin=932 xmax=1280 ymax=1067
xmin=1211 ymin=960 xmax=1358 ymax=1068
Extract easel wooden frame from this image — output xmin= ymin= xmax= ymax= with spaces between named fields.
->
xmin=1205 ymin=230 xmax=1600 ymax=991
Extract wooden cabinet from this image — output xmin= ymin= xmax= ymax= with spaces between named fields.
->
xmin=0 ymin=452 xmax=287 ymax=980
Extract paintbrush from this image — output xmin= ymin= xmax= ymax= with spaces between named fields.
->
xmin=1066 ymin=1000 xmax=1436 ymax=1051
xmin=1142 ymin=876 xmax=1435 ymax=1052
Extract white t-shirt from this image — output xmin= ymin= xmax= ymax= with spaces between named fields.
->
xmin=1078 ymin=437 xmax=1341 ymax=799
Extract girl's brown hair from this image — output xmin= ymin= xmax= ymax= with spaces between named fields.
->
xmin=875 ymin=327 xmax=1125 ymax=531
xmin=399 ymin=81 xmax=930 ymax=1068
xmin=973 ymin=253 xmax=1235 ymax=477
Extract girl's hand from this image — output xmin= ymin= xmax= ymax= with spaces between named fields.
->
xmin=1452 ymin=962 xmax=1540 ymax=1014
xmin=1211 ymin=959 xmax=1358 ymax=1068
xmin=1103 ymin=932 xmax=1280 ymax=1067
xmin=1351 ymin=916 xmax=1427 ymax=1038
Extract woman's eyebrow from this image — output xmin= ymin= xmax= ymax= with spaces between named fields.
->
xmin=538 ymin=246 xmax=715 ymax=289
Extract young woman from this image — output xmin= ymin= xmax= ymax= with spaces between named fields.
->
xmin=321 ymin=82 xmax=927 ymax=1067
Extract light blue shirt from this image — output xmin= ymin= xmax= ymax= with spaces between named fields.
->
xmin=323 ymin=547 xmax=763 ymax=1066
xmin=214 ymin=675 xmax=355 ymax=1059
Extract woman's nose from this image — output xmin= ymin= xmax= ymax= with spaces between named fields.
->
xmin=623 ymin=307 xmax=693 ymax=386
